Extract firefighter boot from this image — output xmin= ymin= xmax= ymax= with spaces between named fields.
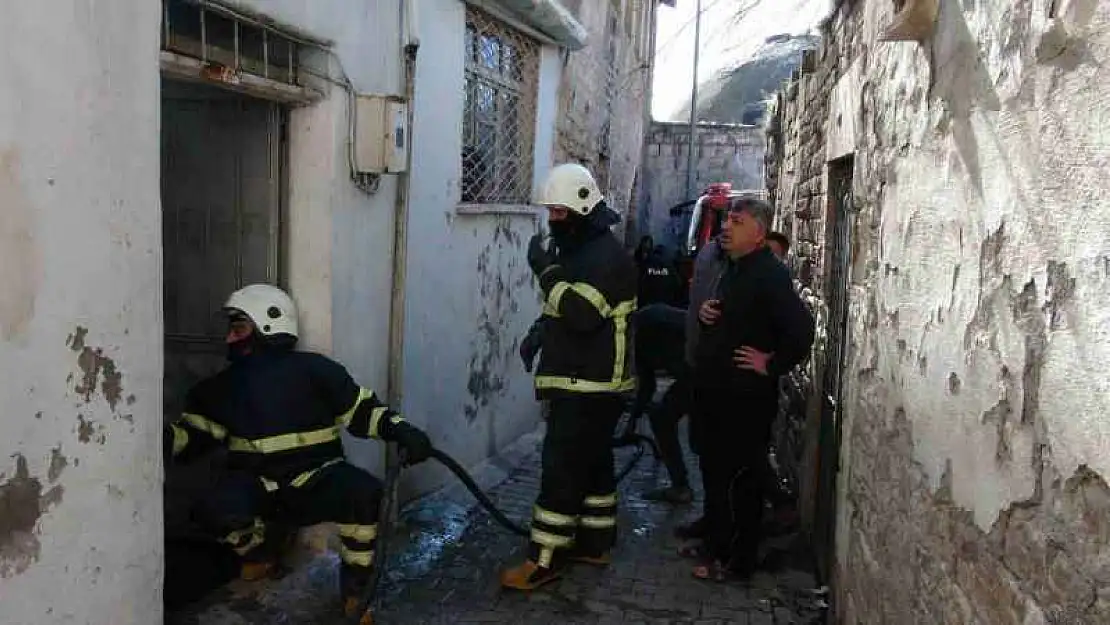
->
xmin=239 ymin=560 xmax=276 ymax=581
xmin=342 ymin=598 xmax=374 ymax=625
xmin=500 ymin=560 xmax=562 ymax=590
xmin=568 ymin=550 xmax=612 ymax=566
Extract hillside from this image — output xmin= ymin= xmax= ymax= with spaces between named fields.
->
xmin=673 ymin=33 xmax=819 ymax=124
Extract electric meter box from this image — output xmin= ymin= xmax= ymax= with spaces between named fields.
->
xmin=354 ymin=94 xmax=408 ymax=174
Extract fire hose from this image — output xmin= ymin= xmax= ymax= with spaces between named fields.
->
xmin=350 ymin=418 xmax=660 ymax=623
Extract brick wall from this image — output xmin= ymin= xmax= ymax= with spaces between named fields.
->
xmin=641 ymin=121 xmax=765 ymax=248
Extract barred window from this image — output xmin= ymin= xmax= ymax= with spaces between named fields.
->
xmin=462 ymin=7 xmax=540 ymax=204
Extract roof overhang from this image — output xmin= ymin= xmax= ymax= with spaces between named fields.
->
xmin=468 ymin=0 xmax=588 ymax=50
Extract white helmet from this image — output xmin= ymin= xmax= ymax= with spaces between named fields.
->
xmin=223 ymin=284 xmax=299 ymax=339
xmin=535 ymin=163 xmax=604 ymax=216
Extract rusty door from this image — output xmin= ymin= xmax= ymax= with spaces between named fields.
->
xmin=160 ymin=80 xmax=285 ymax=417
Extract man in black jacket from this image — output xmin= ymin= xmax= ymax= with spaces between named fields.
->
xmin=163 ymin=284 xmax=432 ymax=624
xmin=689 ymin=198 xmax=814 ymax=581
xmin=502 ymin=163 xmax=637 ymax=590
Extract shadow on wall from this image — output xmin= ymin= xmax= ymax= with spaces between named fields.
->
xmin=927 ymin=0 xmax=1002 ymax=196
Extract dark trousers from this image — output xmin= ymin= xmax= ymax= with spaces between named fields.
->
xmin=648 ymin=373 xmax=692 ymax=488
xmin=192 ymin=459 xmax=383 ymax=596
xmin=694 ymin=384 xmax=777 ymax=572
xmin=529 ymin=394 xmax=624 ymax=568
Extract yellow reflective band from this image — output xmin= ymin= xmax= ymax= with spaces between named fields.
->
xmin=223 ymin=518 xmax=265 ymax=555
xmin=337 ymin=543 xmax=374 ymax=567
xmin=337 ymin=523 xmax=378 ymax=543
xmin=532 ymin=506 xmax=577 ymax=527
xmin=337 ymin=388 xmax=375 ymax=426
xmin=171 ymin=425 xmax=189 ymax=456
xmin=228 ymin=425 xmax=340 ymax=454
xmin=534 ymin=376 xmax=636 ymax=393
xmin=612 ymin=310 xmax=629 ymax=383
xmin=367 ymin=407 xmax=390 ymax=438
xmin=584 ymin=493 xmax=618 ymax=507
xmin=183 ymin=413 xmax=228 ymax=440
xmin=537 ymin=545 xmax=555 ymax=569
xmin=530 ymin=528 xmax=573 ymax=549
xmin=290 ymin=458 xmax=344 ymax=488
xmin=579 ymin=515 xmax=617 ymax=529
xmin=547 ymin=281 xmax=612 ymax=317
xmin=260 ymin=477 xmax=280 ymax=492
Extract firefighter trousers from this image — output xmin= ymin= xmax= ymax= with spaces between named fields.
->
xmin=529 ymin=394 xmax=624 ymax=569
xmin=193 ymin=458 xmax=383 ymax=596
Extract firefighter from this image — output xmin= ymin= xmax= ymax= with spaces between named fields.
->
xmin=501 ymin=163 xmax=637 ymax=590
xmin=163 ymin=284 xmax=433 ymax=624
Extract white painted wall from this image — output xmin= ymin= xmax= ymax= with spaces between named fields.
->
xmin=0 ymin=2 xmax=164 ymax=623
xmin=232 ymin=0 xmax=405 ymax=476
xmin=399 ymin=0 xmax=560 ymax=496
xmin=836 ymin=0 xmax=1110 ymax=531
xmin=231 ymin=0 xmax=560 ymax=496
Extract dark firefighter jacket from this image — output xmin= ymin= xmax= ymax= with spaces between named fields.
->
xmin=166 ymin=348 xmax=403 ymax=483
xmin=694 ymin=246 xmax=815 ymax=395
xmin=535 ymin=229 xmax=638 ymax=399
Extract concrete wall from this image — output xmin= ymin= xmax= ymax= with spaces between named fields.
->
xmin=399 ymin=0 xmax=563 ymax=497
xmin=0 ymin=2 xmax=164 ymax=624
xmin=229 ymin=0 xmax=404 ymax=481
xmin=766 ymin=0 xmax=1110 ymax=623
xmin=641 ymin=121 xmax=765 ymax=248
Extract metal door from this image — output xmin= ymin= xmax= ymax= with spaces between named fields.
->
xmin=160 ymin=80 xmax=285 ymax=417
xmin=813 ymin=155 xmax=854 ymax=584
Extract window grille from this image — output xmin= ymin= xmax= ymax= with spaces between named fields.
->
xmin=162 ymin=0 xmax=301 ymax=85
xmin=461 ymin=6 xmax=540 ymax=205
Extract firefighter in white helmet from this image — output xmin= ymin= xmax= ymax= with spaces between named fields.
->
xmin=164 ymin=283 xmax=432 ymax=624
xmin=502 ymin=163 xmax=638 ymax=590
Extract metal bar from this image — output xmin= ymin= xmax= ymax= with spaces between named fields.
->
xmin=263 ymin=29 xmax=269 ymax=79
xmin=685 ymin=0 xmax=702 ymax=200
xmin=200 ymin=6 xmax=207 ymax=63
xmin=163 ymin=0 xmax=171 ymax=47
xmin=233 ymin=19 xmax=239 ymax=70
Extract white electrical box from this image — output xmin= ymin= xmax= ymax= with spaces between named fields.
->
xmin=354 ymin=94 xmax=409 ymax=174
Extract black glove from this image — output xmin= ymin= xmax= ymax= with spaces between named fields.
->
xmin=519 ymin=320 xmax=544 ymax=373
xmin=391 ymin=421 xmax=432 ymax=465
xmin=527 ymin=233 xmax=555 ymax=276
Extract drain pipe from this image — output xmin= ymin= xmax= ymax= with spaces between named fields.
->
xmin=385 ymin=0 xmax=420 ymax=474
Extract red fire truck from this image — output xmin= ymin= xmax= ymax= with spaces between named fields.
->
xmin=672 ymin=182 xmax=767 ymax=287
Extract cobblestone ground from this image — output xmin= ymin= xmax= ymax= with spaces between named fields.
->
xmin=172 ymin=422 xmax=828 ymax=625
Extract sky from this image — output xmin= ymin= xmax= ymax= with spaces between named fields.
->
xmin=651 ymin=0 xmax=832 ymax=120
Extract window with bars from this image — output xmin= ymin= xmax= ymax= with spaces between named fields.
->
xmin=461 ymin=7 xmax=540 ymax=205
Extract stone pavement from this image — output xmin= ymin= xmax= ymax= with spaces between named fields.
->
xmin=170 ymin=423 xmax=829 ymax=625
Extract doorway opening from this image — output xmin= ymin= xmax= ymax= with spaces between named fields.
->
xmin=813 ymin=154 xmax=854 ymax=585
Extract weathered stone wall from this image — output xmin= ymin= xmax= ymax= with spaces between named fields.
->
xmin=641 ymin=121 xmax=765 ymax=248
xmin=555 ymin=0 xmax=654 ymax=243
xmin=766 ymin=0 xmax=1110 ymax=623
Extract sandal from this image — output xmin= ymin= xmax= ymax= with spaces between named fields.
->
xmin=691 ymin=558 xmax=735 ymax=583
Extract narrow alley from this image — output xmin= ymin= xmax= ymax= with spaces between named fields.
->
xmin=171 ymin=427 xmax=828 ymax=625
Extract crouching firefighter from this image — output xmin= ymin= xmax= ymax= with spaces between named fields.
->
xmin=501 ymin=163 xmax=638 ymax=590
xmin=163 ymin=284 xmax=433 ymax=623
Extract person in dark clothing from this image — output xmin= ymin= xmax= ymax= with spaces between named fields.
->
xmin=501 ymin=163 xmax=637 ymax=591
xmin=163 ymin=284 xmax=433 ymax=624
xmin=688 ymin=198 xmax=815 ymax=581
xmin=629 ymin=302 xmax=694 ymax=503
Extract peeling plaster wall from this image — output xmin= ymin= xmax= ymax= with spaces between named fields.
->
xmin=398 ymin=0 xmax=560 ymax=498
xmin=767 ymin=0 xmax=1110 ymax=622
xmin=0 ymin=2 xmax=163 ymax=623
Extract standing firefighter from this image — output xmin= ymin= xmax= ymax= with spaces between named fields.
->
xmin=501 ymin=163 xmax=637 ymax=590
xmin=164 ymin=284 xmax=433 ymax=624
